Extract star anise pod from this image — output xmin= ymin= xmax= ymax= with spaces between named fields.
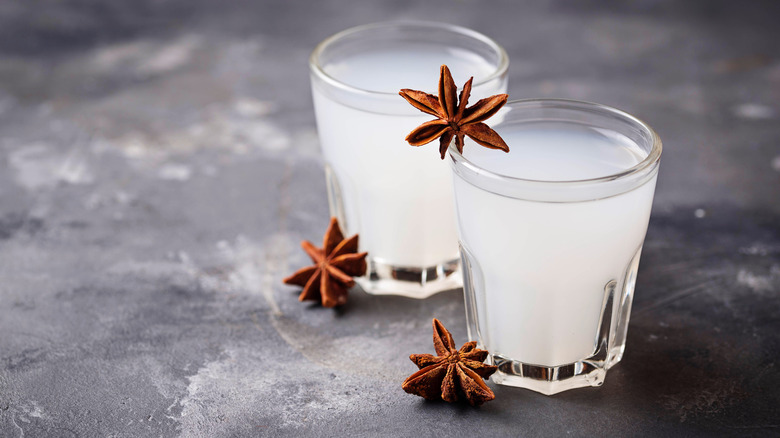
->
xmin=402 ymin=318 xmax=498 ymax=406
xmin=283 ymin=217 xmax=367 ymax=308
xmin=399 ymin=64 xmax=509 ymax=159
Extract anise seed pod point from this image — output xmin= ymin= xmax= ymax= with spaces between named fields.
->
xmin=282 ymin=217 xmax=367 ymax=308
xmin=402 ymin=318 xmax=497 ymax=406
xmin=399 ymin=64 xmax=509 ymax=159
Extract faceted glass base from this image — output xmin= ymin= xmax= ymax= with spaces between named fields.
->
xmin=490 ymin=354 xmax=606 ymax=396
xmin=355 ymin=257 xmax=462 ymax=299
xmin=461 ymin=243 xmax=644 ymax=395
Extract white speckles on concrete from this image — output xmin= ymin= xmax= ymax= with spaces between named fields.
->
xmin=771 ymin=155 xmax=780 ymax=172
xmin=137 ymin=35 xmax=202 ymax=75
xmin=8 ymin=144 xmax=59 ymax=190
xmin=233 ymin=98 xmax=276 ymax=118
xmin=22 ymin=401 xmax=44 ymax=420
xmin=8 ymin=400 xmax=47 ymax=437
xmin=106 ymin=257 xmax=198 ymax=291
xmin=89 ymin=35 xmax=202 ymax=77
xmin=206 ymin=236 xmax=266 ymax=295
xmin=90 ymin=40 xmax=149 ymax=71
xmin=136 ymin=357 xmax=188 ymax=403
xmin=108 ymin=104 xmax=292 ymax=161
xmin=200 ymin=233 xmax=295 ymax=308
xmin=8 ymin=144 xmax=94 ymax=190
xmin=114 ymin=135 xmax=152 ymax=159
xmin=177 ymin=346 xmax=384 ymax=436
xmin=158 ymin=163 xmax=193 ymax=181
xmin=739 ymin=243 xmax=777 ymax=256
xmin=57 ymin=34 xmax=292 ymax=164
xmin=661 ymin=380 xmax=739 ymax=423
xmin=227 ymin=117 xmax=291 ymax=152
xmin=83 ymin=190 xmax=134 ymax=211
xmin=733 ymin=103 xmax=775 ymax=120
xmin=736 ymin=267 xmax=780 ymax=293
xmin=57 ymin=150 xmax=95 ymax=185
xmin=268 ymin=315 xmax=406 ymax=381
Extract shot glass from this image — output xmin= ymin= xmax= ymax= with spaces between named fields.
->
xmin=449 ymin=99 xmax=662 ymax=394
xmin=309 ymin=22 xmax=508 ymax=298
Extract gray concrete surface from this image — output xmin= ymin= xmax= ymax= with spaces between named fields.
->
xmin=1 ymin=0 xmax=779 ymax=436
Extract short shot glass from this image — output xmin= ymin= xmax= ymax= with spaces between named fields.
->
xmin=449 ymin=99 xmax=662 ymax=395
xmin=309 ymin=21 xmax=508 ymax=298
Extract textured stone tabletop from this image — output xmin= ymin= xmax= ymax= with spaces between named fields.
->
xmin=1 ymin=1 xmax=779 ymax=436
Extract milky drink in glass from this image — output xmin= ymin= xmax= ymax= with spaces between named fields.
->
xmin=450 ymin=100 xmax=662 ymax=394
xmin=310 ymin=22 xmax=508 ymax=298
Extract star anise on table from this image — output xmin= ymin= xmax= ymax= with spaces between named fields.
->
xmin=283 ymin=217 xmax=367 ymax=308
xmin=402 ymin=318 xmax=498 ymax=406
xmin=399 ymin=64 xmax=509 ymax=159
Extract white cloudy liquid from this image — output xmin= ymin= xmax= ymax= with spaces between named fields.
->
xmin=322 ymin=45 xmax=495 ymax=93
xmin=453 ymin=124 xmax=657 ymax=366
xmin=312 ymin=46 xmax=504 ymax=268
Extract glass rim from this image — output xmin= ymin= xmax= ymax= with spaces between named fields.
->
xmin=448 ymin=98 xmax=663 ymax=187
xmin=309 ymin=20 xmax=510 ymax=97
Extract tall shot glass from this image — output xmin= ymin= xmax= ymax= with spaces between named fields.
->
xmin=309 ymin=22 xmax=508 ymax=298
xmin=449 ymin=99 xmax=662 ymax=394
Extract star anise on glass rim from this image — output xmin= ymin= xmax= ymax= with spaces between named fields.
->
xmin=402 ymin=318 xmax=498 ymax=406
xmin=399 ymin=64 xmax=509 ymax=159
xmin=283 ymin=217 xmax=367 ymax=308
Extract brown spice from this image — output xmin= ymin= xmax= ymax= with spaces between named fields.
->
xmin=283 ymin=217 xmax=367 ymax=307
xmin=399 ymin=64 xmax=509 ymax=159
xmin=402 ymin=318 xmax=498 ymax=406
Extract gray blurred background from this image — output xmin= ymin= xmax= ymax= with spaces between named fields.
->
xmin=1 ymin=1 xmax=778 ymax=437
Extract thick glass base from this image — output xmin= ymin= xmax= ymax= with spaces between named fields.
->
xmin=460 ymin=242 xmax=644 ymax=395
xmin=490 ymin=354 xmax=606 ymax=395
xmin=484 ymin=276 xmax=627 ymax=395
xmin=355 ymin=257 xmax=462 ymax=299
